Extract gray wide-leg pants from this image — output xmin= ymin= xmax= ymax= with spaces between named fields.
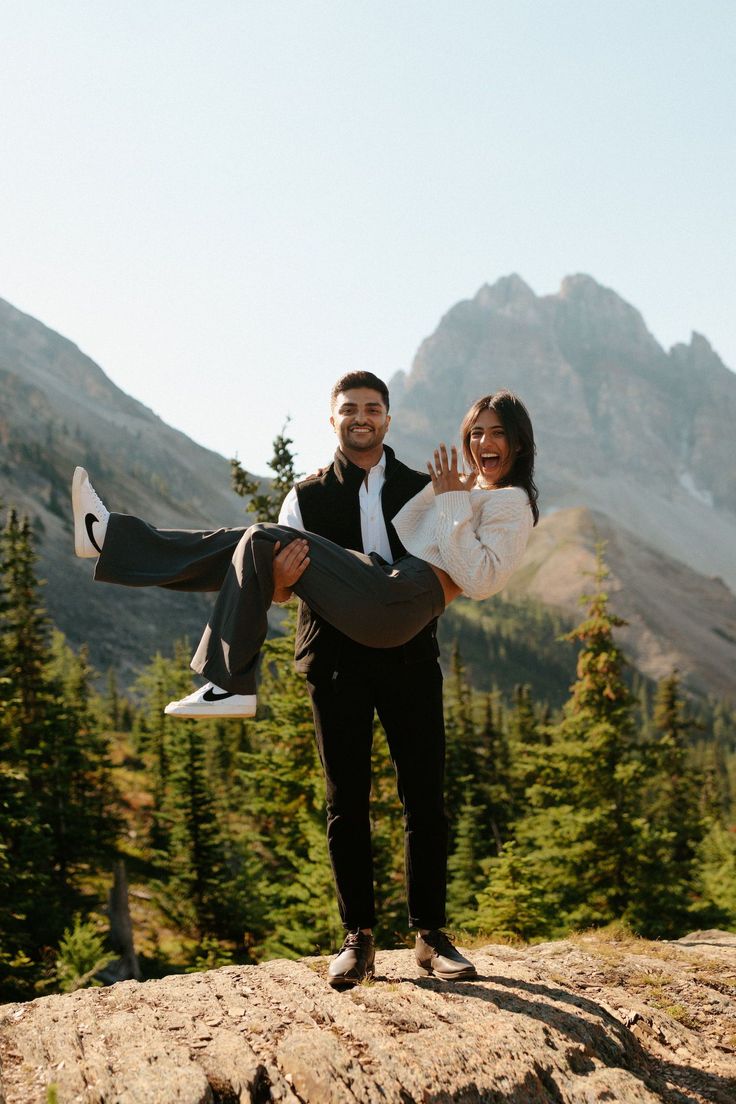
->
xmin=96 ymin=515 xmax=445 ymax=693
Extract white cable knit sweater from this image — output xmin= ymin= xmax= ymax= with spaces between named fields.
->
xmin=393 ymin=483 xmax=534 ymax=600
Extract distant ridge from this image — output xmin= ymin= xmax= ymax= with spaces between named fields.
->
xmin=0 ymin=295 xmax=247 ymax=683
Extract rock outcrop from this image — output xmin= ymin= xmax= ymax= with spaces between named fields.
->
xmin=2 ymin=932 xmax=735 ymax=1103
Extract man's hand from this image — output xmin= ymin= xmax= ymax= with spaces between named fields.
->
xmin=427 ymin=444 xmax=476 ymax=495
xmin=272 ymin=539 xmax=310 ymax=603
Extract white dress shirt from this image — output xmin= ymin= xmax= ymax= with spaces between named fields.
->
xmin=278 ymin=451 xmax=394 ymax=561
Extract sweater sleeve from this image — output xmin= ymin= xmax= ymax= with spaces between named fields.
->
xmin=433 ymin=488 xmax=533 ymax=600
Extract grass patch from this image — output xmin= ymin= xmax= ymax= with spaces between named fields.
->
xmin=450 ymin=928 xmax=528 ymax=949
xmin=649 ymin=999 xmax=696 ymax=1028
xmin=629 ymin=971 xmax=673 ymax=989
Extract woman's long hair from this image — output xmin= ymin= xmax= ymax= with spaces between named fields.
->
xmin=459 ymin=390 xmax=539 ymax=525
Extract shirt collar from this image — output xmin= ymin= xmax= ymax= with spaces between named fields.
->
xmin=371 ymin=450 xmax=386 ymax=475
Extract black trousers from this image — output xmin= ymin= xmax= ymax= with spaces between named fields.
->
xmin=96 ymin=514 xmax=444 ymax=694
xmin=308 ymin=653 xmax=448 ymax=931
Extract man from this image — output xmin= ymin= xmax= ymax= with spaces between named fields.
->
xmin=272 ymin=371 xmax=476 ymax=987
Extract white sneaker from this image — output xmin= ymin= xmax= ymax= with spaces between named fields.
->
xmin=72 ymin=467 xmax=110 ymax=557
xmin=164 ymin=682 xmax=258 ymax=719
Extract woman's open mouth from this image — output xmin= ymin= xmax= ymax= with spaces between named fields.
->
xmin=479 ymin=451 xmax=501 ymax=475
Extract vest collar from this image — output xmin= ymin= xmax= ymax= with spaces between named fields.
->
xmin=332 ymin=445 xmax=397 ymax=487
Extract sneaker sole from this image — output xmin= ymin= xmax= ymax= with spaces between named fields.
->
xmin=164 ymin=704 xmax=257 ymax=719
xmin=72 ymin=467 xmax=96 ymax=557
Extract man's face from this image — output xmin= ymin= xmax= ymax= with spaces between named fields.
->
xmin=330 ymin=387 xmax=391 ymax=459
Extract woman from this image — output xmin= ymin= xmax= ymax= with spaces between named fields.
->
xmin=73 ymin=390 xmax=538 ymax=717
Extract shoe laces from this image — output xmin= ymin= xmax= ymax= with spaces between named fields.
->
xmin=86 ymin=480 xmax=109 ymax=522
xmin=341 ymin=930 xmax=370 ymax=951
xmin=423 ymin=929 xmax=455 ymax=955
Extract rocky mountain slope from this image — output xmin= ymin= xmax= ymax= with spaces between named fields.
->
xmin=0 ymin=296 xmax=247 ymax=683
xmin=506 ymin=507 xmax=736 ymax=700
xmin=388 ymin=274 xmax=736 ymax=697
xmin=2 ymin=931 xmax=735 ymax=1103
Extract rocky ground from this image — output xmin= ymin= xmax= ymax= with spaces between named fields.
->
xmin=1 ymin=930 xmax=735 ymax=1104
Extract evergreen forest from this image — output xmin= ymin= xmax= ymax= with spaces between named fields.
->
xmin=2 ymin=435 xmax=736 ymax=1003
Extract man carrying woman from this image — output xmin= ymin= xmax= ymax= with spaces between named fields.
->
xmin=72 ymin=372 xmax=537 ymax=987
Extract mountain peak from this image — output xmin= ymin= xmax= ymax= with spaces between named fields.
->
xmin=553 ymin=273 xmax=655 ymax=351
xmin=474 ymin=274 xmax=536 ymax=311
xmin=556 ymin=273 xmax=642 ymax=317
xmin=689 ymin=331 xmax=713 ymax=354
xmin=558 ymin=273 xmax=606 ymax=298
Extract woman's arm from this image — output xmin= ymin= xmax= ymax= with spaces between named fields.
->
xmin=433 ymin=488 xmax=533 ymax=600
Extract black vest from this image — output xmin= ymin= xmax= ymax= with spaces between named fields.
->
xmin=293 ymin=445 xmax=439 ymax=678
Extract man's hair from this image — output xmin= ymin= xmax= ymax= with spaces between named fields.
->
xmin=330 ymin=371 xmax=390 ymax=410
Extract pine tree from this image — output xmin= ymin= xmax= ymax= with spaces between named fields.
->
xmin=443 ymin=646 xmax=480 ymax=838
xmin=0 ymin=509 xmax=121 ymax=994
xmin=231 ymin=420 xmax=302 ymax=523
xmin=45 ymin=632 xmax=120 ymax=876
xmin=132 ymin=642 xmax=247 ymax=948
xmin=134 ymin=642 xmax=194 ymax=850
xmin=692 ymin=819 xmax=736 ymax=927
xmin=640 ymin=671 xmax=706 ymax=931
xmin=1 ymin=514 xmax=65 ymax=921
xmin=105 ymin=668 xmax=121 ymax=730
xmin=506 ymin=683 xmax=543 ymax=819
xmin=476 ymin=692 xmax=515 ymax=855
xmin=236 ymin=618 xmax=340 ymax=959
xmin=628 ymin=671 xmax=705 ymax=935
xmin=0 ymin=509 xmax=52 ymax=993
xmin=446 ymin=798 xmax=486 ymax=924
xmin=509 ymin=546 xmax=644 ymax=933
xmin=444 ymin=651 xmax=519 ymax=920
xmin=0 ymin=747 xmax=52 ymax=999
xmin=54 ymin=914 xmax=115 ymax=993
xmin=1 ymin=511 xmax=53 ymax=763
xmin=474 ymin=841 xmax=552 ymax=941
xmin=165 ymin=721 xmax=228 ymax=934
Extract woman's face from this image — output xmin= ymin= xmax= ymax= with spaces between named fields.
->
xmin=468 ymin=408 xmax=515 ymax=486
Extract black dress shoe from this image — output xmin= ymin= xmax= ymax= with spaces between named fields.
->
xmin=415 ymin=929 xmax=477 ymax=981
xmin=328 ymin=930 xmax=375 ymax=988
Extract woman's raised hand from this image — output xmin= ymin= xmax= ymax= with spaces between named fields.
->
xmin=427 ymin=444 xmax=476 ymax=495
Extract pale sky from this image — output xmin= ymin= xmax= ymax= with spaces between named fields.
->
xmin=2 ymin=2 xmax=734 ymax=475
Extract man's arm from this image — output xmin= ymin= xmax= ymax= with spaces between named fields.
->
xmin=278 ymin=486 xmax=306 ymax=531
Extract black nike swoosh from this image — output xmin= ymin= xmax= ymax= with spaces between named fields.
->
xmin=202 ymin=686 xmax=234 ymax=702
xmin=85 ymin=513 xmax=102 ymax=554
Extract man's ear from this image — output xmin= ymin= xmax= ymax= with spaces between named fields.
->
xmin=329 ymin=415 xmax=336 ymax=433
xmin=385 ymin=414 xmax=391 ymax=432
